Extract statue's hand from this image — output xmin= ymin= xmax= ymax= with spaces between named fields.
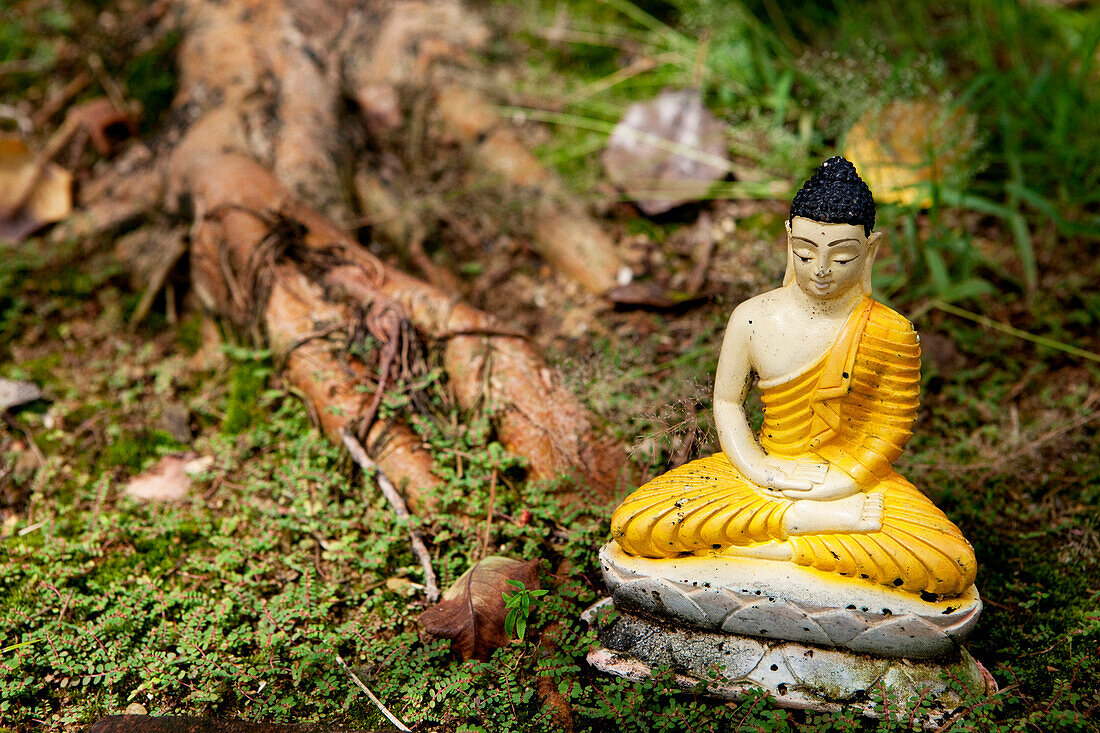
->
xmin=779 ymin=465 xmax=859 ymax=501
xmin=756 ymin=457 xmax=828 ymax=492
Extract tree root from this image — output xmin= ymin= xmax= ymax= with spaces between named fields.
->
xmin=113 ymin=0 xmax=629 ymax=505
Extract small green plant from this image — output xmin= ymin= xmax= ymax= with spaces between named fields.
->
xmin=502 ymin=580 xmax=548 ymax=642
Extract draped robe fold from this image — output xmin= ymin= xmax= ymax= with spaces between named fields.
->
xmin=610 ymin=298 xmax=977 ymax=598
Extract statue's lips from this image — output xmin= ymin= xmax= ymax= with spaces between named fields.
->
xmin=811 ymin=278 xmax=832 ymax=289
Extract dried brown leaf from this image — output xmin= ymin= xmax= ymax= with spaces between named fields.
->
xmin=419 ymin=556 xmax=539 ymax=661
xmin=66 ymin=98 xmax=136 ymax=156
xmin=0 ymin=378 xmax=42 ymax=412
xmin=606 ymin=281 xmax=705 ymax=310
xmin=603 ymin=88 xmax=729 ymax=216
xmin=124 ymin=453 xmax=213 ymax=502
xmin=0 ymin=136 xmax=73 ymax=241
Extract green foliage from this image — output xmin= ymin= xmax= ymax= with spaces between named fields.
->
xmin=121 ymin=30 xmax=181 ymax=129
xmin=0 ymin=396 xmax=401 ymax=728
xmin=221 ymin=345 xmax=273 ymax=435
xmin=512 ymin=0 xmax=1099 ymax=304
xmin=502 ymin=580 xmax=547 ymax=641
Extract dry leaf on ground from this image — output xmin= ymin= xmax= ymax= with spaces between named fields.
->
xmin=419 ymin=556 xmax=540 ymax=661
xmin=603 ymin=88 xmax=729 ymax=216
xmin=844 ymin=100 xmax=976 ymax=208
xmin=124 ymin=453 xmax=214 ymax=502
xmin=0 ymin=136 xmax=72 ymax=241
xmin=66 ymin=98 xmax=136 ymax=156
xmin=0 ymin=378 xmax=42 ymax=412
xmin=605 ymin=281 xmax=706 ymax=310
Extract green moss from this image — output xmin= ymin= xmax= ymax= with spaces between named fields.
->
xmin=222 ymin=358 xmax=271 ymax=436
xmin=122 ymin=30 xmax=181 ymax=130
xmin=175 ymin=313 xmax=206 ymax=355
xmin=101 ymin=429 xmax=185 ymax=473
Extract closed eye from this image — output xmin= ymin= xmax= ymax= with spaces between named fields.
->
xmin=797 ymin=255 xmax=812 ymax=263
xmin=834 ymin=257 xmax=857 ymax=265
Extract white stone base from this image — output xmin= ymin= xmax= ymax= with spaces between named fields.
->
xmin=583 ymin=598 xmax=996 ymax=728
xmin=600 ymin=543 xmax=982 ymax=659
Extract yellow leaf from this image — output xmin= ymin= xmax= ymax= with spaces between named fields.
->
xmin=0 ymin=135 xmax=73 ymax=241
xmin=844 ymin=101 xmax=975 ymax=208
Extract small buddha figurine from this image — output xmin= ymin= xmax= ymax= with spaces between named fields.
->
xmin=611 ymin=156 xmax=977 ymax=599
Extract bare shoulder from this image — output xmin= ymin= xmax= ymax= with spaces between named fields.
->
xmin=727 ymin=288 xmax=787 ymax=334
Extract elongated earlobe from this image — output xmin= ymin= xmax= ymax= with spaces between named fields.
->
xmin=783 ymin=219 xmax=796 ymax=287
xmin=859 ymin=230 xmax=882 ymax=294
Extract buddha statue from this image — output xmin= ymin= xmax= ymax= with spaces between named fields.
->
xmin=610 ymin=156 xmax=977 ymax=599
xmin=588 ymin=158 xmax=991 ymax=717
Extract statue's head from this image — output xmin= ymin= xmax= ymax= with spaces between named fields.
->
xmin=783 ymin=156 xmax=881 ymax=299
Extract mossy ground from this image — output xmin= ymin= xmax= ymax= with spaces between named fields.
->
xmin=2 ymin=0 xmax=1100 ymax=731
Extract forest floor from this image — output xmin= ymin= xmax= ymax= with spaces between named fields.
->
xmin=1 ymin=0 xmax=1099 ymax=731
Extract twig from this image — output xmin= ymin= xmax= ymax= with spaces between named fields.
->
xmin=481 ymin=469 xmax=497 ymax=559
xmin=340 ymin=427 xmax=439 ymax=602
xmin=86 ymin=53 xmax=129 ymax=117
xmin=434 ymin=327 xmax=530 ymax=341
xmin=32 ymin=72 xmax=91 ymax=127
xmin=128 ymin=228 xmax=188 ymax=329
xmin=335 ymin=653 xmax=412 ymax=732
xmin=357 ymin=306 xmax=401 ymax=439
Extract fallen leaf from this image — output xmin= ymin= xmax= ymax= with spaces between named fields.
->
xmin=385 ymin=576 xmax=420 ymax=597
xmin=66 ymin=98 xmax=136 ymax=156
xmin=419 ymin=556 xmax=539 ymax=661
xmin=124 ymin=453 xmax=213 ymax=502
xmin=844 ymin=100 xmax=976 ymax=208
xmin=606 ymin=281 xmax=705 ymax=310
xmin=602 ymin=88 xmax=729 ymax=216
xmin=0 ymin=378 xmax=42 ymax=412
xmin=0 ymin=136 xmax=73 ymax=241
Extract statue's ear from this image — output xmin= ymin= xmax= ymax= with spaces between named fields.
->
xmin=860 ymin=230 xmax=883 ymax=293
xmin=782 ymin=219 xmax=796 ymax=287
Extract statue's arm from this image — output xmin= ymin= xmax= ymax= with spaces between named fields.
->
xmin=713 ymin=306 xmax=816 ymax=492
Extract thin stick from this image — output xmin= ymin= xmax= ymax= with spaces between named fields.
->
xmin=481 ymin=469 xmax=497 ymax=559
xmin=340 ymin=427 xmax=440 ymax=603
xmin=335 ymin=653 xmax=412 ymax=732
xmin=932 ymin=300 xmax=1100 ymax=364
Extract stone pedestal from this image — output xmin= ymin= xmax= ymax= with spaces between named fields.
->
xmin=584 ymin=599 xmax=995 ymax=727
xmin=587 ymin=543 xmax=995 ymax=726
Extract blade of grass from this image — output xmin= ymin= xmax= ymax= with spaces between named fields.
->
xmin=563 ymin=55 xmax=666 ymax=105
xmin=602 ymin=0 xmax=694 ymax=51
xmin=931 ymin=300 xmax=1100 ymax=364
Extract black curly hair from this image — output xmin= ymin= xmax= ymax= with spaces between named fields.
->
xmin=789 ymin=156 xmax=876 ymax=236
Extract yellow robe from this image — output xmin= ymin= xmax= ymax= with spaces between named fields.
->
xmin=611 ymin=298 xmax=977 ymax=598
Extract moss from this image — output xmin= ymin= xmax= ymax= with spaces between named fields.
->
xmin=101 ymin=429 xmax=185 ymax=473
xmin=8 ymin=353 xmax=62 ymax=387
xmin=222 ymin=359 xmax=271 ymax=435
xmin=175 ymin=313 xmax=206 ymax=355
xmin=122 ymin=30 xmax=182 ymax=130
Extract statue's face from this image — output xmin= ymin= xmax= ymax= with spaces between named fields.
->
xmin=787 ymin=217 xmax=875 ymax=300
